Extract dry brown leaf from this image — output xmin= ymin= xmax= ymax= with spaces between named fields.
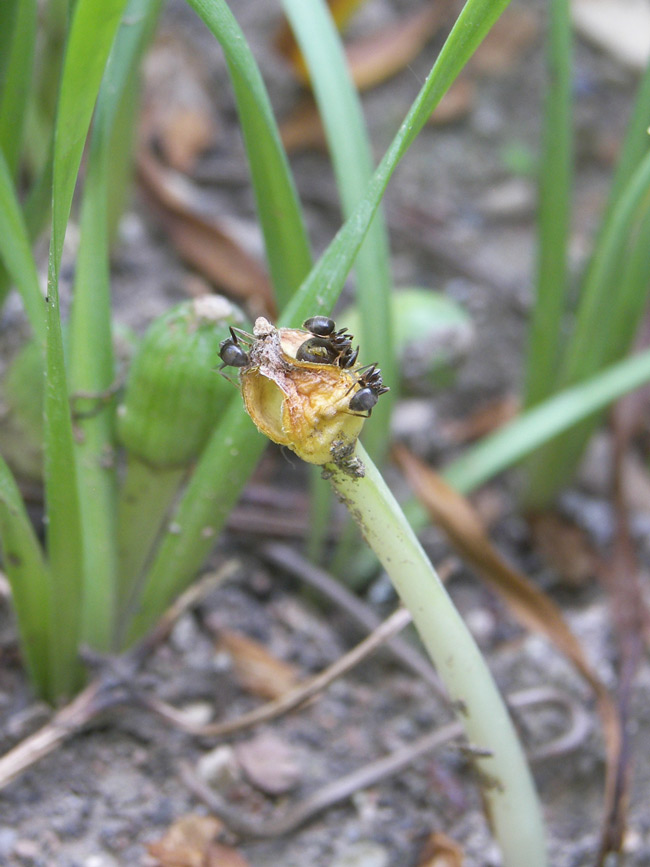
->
xmin=572 ymin=0 xmax=650 ymax=71
xmin=417 ymin=831 xmax=464 ymax=867
xmin=218 ymin=629 xmax=300 ymax=700
xmin=159 ymin=108 xmax=216 ymax=175
xmin=595 ymin=404 xmax=650 ymax=863
xmin=442 ymin=395 xmax=520 ymax=445
xmin=137 ymin=150 xmax=275 ymax=318
xmin=142 ymin=33 xmax=219 ymax=172
xmin=429 ymin=77 xmax=476 ymax=126
xmin=281 ymin=75 xmax=474 ymax=154
xmin=234 ymin=731 xmax=301 ymax=795
xmin=275 ymin=0 xmax=370 ymax=77
xmin=393 ymin=445 xmax=620 ymax=770
xmin=530 ymin=513 xmax=597 ymax=587
xmin=344 ymin=4 xmax=448 ymax=92
xmin=468 ymin=6 xmax=540 ymax=75
xmin=205 ymin=843 xmax=251 ymax=867
xmin=280 ymin=98 xmax=327 ymax=153
xmin=277 ymin=2 xmax=448 ymax=91
xmin=147 ymin=814 xmax=223 ymax=867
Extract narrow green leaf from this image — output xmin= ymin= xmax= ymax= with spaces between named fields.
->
xmin=49 ymin=0 xmax=128 ymax=270
xmin=45 ymin=0 xmax=129 ymax=695
xmin=560 ymin=152 xmax=650 ymax=388
xmin=0 ymin=0 xmax=37 ymax=177
xmin=525 ymin=149 xmax=650 ymax=505
xmin=280 ymin=0 xmax=513 ymax=327
xmin=281 ymin=0 xmax=394 ymax=460
xmin=0 ymin=149 xmax=46 ymax=343
xmin=0 ymin=456 xmax=51 ymax=698
xmin=185 ymin=0 xmax=312 ymax=307
xmin=444 ymin=347 xmax=650 ymax=495
xmin=69 ymin=0 xmax=162 ymax=650
xmin=523 ymin=0 xmax=572 ymax=408
xmin=605 ymin=56 xmax=650 ymax=211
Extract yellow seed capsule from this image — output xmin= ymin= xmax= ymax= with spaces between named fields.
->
xmin=241 ymin=318 xmax=365 ymax=465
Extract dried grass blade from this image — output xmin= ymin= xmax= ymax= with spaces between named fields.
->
xmin=595 ymin=404 xmax=650 ymax=862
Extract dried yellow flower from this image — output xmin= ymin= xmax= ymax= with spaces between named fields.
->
xmin=239 ymin=317 xmax=366 ymax=465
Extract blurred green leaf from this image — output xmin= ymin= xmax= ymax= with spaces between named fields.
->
xmin=0 ymin=456 xmax=51 ymax=698
xmin=45 ymin=0 xmax=129 ymax=695
xmin=185 ymin=0 xmax=312 ymax=308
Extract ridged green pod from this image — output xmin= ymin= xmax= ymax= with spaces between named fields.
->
xmin=117 ymin=296 xmax=246 ymax=468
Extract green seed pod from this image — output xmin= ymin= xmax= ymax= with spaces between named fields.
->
xmin=117 ymin=296 xmax=246 ymax=468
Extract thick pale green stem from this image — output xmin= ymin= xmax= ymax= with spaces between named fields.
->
xmin=326 ymin=442 xmax=546 ymax=867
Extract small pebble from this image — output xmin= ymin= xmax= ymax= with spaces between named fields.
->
xmin=83 ymin=855 xmax=120 ymax=867
xmin=330 ymin=841 xmax=390 ymax=867
xmin=196 ymin=745 xmax=239 ymax=787
xmin=0 ymin=827 xmax=17 ymax=859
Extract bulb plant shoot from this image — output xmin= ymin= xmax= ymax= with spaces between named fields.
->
xmin=221 ymin=315 xmax=547 ymax=866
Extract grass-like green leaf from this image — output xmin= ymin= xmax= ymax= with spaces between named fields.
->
xmin=0 ymin=149 xmax=46 ymax=343
xmin=68 ymin=0 xmax=163 ymax=650
xmin=523 ymin=57 xmax=650 ymax=506
xmin=525 ymin=148 xmax=650 ymax=506
xmin=603 ymin=57 xmax=650 ymax=213
xmin=0 ymin=0 xmax=37 ymax=178
xmin=280 ymin=0 xmax=513 ymax=327
xmin=560 ymin=151 xmax=650 ymax=388
xmin=45 ymin=0 xmax=129 ymax=695
xmin=125 ymin=0 xmax=513 ymax=643
xmin=0 ymin=456 xmax=51 ymax=698
xmin=281 ymin=0 xmax=394 ymax=459
xmin=523 ymin=0 xmax=572 ymax=409
xmin=379 ymin=341 xmax=650 ymax=579
xmin=185 ymin=0 xmax=312 ymax=308
xmin=444 ymin=346 xmax=650 ymax=495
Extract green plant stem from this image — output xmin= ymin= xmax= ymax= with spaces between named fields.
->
xmin=327 ymin=443 xmax=546 ymax=866
xmin=115 ymin=455 xmax=186 ymax=648
xmin=306 ymin=464 xmax=332 ymax=564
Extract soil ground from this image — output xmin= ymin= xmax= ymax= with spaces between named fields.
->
xmin=1 ymin=1 xmax=650 ymax=865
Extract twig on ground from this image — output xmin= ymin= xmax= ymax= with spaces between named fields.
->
xmin=142 ymin=606 xmax=413 ymax=737
xmin=179 ymin=685 xmax=590 ymax=839
xmin=260 ymin=542 xmax=446 ymax=698
xmin=507 ymin=687 xmax=592 ymax=761
xmin=179 ymin=720 xmax=464 ymax=838
xmin=0 ymin=562 xmax=237 ymax=791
